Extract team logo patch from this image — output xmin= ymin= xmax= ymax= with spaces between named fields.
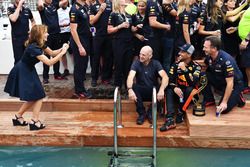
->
xmin=189 ymin=73 xmax=193 ymax=81
xmin=169 ymin=68 xmax=174 ymax=74
xmin=225 ymin=60 xmax=231 ymax=65
xmin=179 ymin=75 xmax=187 ymax=81
xmin=70 ymin=13 xmax=76 ymax=22
xmin=227 ymin=67 xmax=234 ymax=72
xmin=150 ymin=8 xmax=155 ymax=12
xmin=209 ymin=59 xmax=212 ymax=64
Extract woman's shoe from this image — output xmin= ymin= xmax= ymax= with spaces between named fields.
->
xmin=12 ymin=115 xmax=28 ymax=126
xmin=29 ymin=119 xmax=46 ymax=131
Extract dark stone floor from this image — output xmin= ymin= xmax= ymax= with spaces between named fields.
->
xmin=1 ymin=74 xmax=249 ymax=100
xmin=0 ymin=74 xmax=120 ymax=99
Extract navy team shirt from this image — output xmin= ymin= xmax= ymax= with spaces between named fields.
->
xmin=89 ymin=0 xmax=112 ymax=36
xmin=70 ymin=2 xmax=90 ymax=38
xmin=131 ymin=59 xmax=163 ymax=88
xmin=39 ymin=0 xmax=60 ymax=34
xmin=7 ymin=4 xmax=33 ymax=38
xmin=205 ymin=50 xmax=243 ymax=87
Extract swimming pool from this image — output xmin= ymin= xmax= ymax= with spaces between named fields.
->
xmin=0 ymin=147 xmax=250 ymax=167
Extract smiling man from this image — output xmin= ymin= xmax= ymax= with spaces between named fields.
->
xmin=203 ymin=36 xmax=245 ymax=115
xmin=160 ymin=43 xmax=202 ymax=132
xmin=127 ymin=46 xmax=169 ymax=125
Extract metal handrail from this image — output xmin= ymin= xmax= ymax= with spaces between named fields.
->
xmin=152 ymin=87 xmax=157 ymax=167
xmin=112 ymin=86 xmax=157 ymax=167
xmin=113 ymin=86 xmax=123 ymax=159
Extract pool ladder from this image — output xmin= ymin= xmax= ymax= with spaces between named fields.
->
xmin=108 ymin=87 xmax=157 ymax=167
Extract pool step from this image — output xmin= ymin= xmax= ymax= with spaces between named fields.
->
xmin=1 ymin=99 xmax=250 ymax=148
xmin=108 ymin=150 xmax=154 ymax=167
xmin=0 ymin=98 xmax=145 ymax=113
xmin=187 ymin=102 xmax=250 ymax=138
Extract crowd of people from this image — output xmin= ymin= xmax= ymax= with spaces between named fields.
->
xmin=4 ymin=0 xmax=250 ymax=130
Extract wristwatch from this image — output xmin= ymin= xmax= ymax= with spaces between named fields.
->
xmin=127 ymin=87 xmax=132 ymax=91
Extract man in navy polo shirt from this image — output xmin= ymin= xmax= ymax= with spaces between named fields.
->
xmin=8 ymin=0 xmax=35 ymax=65
xmin=37 ymin=0 xmax=68 ymax=84
xmin=127 ymin=46 xmax=169 ymax=125
xmin=203 ymin=36 xmax=245 ymax=115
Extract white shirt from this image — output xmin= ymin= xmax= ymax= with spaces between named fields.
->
xmin=57 ymin=7 xmax=70 ymax=33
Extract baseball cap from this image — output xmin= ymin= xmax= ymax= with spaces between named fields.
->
xmin=179 ymin=44 xmax=195 ymax=55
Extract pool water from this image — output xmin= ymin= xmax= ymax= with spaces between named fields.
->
xmin=0 ymin=147 xmax=250 ymax=167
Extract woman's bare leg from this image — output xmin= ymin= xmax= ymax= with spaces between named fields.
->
xmin=16 ymin=101 xmax=35 ymax=118
xmin=31 ymin=99 xmax=43 ymax=122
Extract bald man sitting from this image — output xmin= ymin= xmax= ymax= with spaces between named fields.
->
xmin=127 ymin=46 xmax=169 ymax=125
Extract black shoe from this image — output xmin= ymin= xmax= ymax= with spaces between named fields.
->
xmin=54 ymin=75 xmax=64 ymax=80
xmin=29 ymin=119 xmax=46 ymax=131
xmin=74 ymin=91 xmax=92 ymax=99
xmin=12 ymin=115 xmax=28 ymax=126
xmin=83 ymin=90 xmax=92 ymax=99
xmin=136 ymin=115 xmax=145 ymax=125
xmin=62 ymin=69 xmax=70 ymax=78
xmin=91 ymin=80 xmax=97 ymax=87
xmin=43 ymin=79 xmax=49 ymax=84
xmin=160 ymin=118 xmax=176 ymax=132
xmin=101 ymin=79 xmax=111 ymax=85
xmin=238 ymin=93 xmax=246 ymax=108
xmin=176 ymin=111 xmax=184 ymax=124
xmin=147 ymin=107 xmax=152 ymax=124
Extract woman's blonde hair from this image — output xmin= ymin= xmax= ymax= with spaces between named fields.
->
xmin=25 ymin=25 xmax=47 ymax=48
xmin=112 ymin=0 xmax=127 ymax=13
xmin=177 ymin=0 xmax=191 ymax=16
xmin=113 ymin=0 xmax=121 ymax=13
xmin=137 ymin=0 xmax=147 ymax=5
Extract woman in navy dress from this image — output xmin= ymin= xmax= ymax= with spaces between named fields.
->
xmin=4 ymin=25 xmax=69 ymax=130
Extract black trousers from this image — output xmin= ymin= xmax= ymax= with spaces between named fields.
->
xmin=133 ymin=85 xmax=153 ymax=115
xmin=166 ymin=87 xmax=193 ymax=118
xmin=91 ymin=35 xmax=113 ymax=81
xmin=70 ymin=36 xmax=89 ymax=94
xmin=11 ymin=36 xmax=27 ymax=65
xmin=112 ymin=38 xmax=133 ymax=87
xmin=133 ymin=85 xmax=163 ymax=116
xmin=204 ymin=72 xmax=244 ymax=114
xmin=43 ymin=33 xmax=61 ymax=79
